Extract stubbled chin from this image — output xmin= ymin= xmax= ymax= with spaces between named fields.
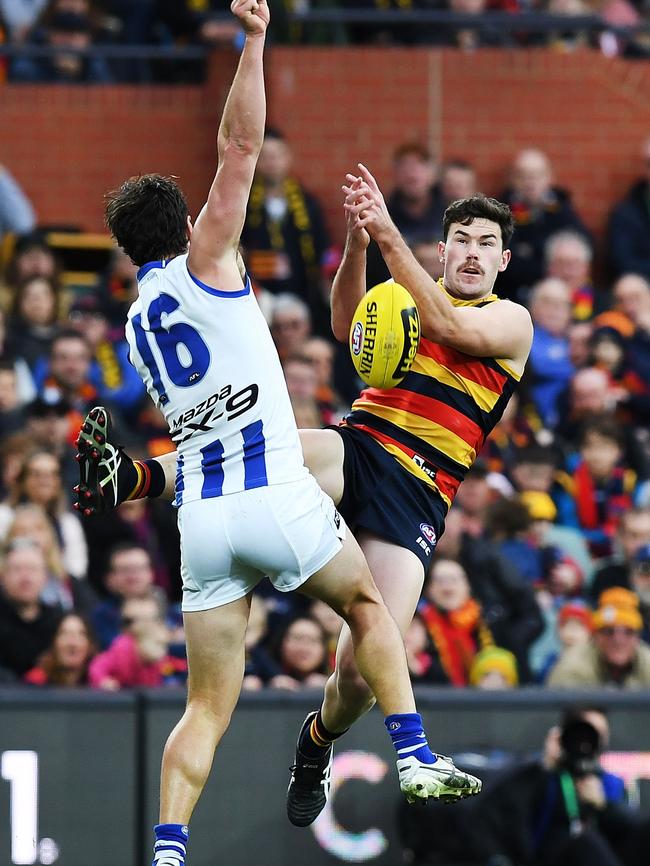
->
xmin=451 ymin=277 xmax=484 ymax=297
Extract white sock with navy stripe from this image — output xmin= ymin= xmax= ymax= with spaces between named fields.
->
xmin=385 ymin=713 xmax=438 ymax=764
xmin=152 ymin=823 xmax=189 ymax=865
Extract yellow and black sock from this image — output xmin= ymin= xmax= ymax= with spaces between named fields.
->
xmin=120 ymin=458 xmax=166 ymax=504
xmin=299 ymin=711 xmax=348 ymax=758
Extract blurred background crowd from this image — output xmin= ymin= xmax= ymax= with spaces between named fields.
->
xmin=2 ymin=119 xmax=650 ymax=697
xmin=0 ymin=0 xmax=649 ymax=84
xmin=0 ymin=121 xmax=650 ymax=690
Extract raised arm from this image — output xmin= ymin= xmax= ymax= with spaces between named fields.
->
xmin=345 ymin=164 xmax=533 ymax=370
xmin=331 ymin=178 xmax=370 ymax=342
xmin=188 ymin=0 xmax=269 ymax=285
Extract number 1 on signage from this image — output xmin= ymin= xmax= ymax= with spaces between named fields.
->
xmin=2 ymin=751 xmax=38 ymax=864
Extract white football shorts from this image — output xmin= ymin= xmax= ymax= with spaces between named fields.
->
xmin=178 ymin=475 xmax=346 ymax=611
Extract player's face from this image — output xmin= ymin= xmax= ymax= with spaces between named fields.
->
xmin=439 ymin=219 xmax=510 ymax=300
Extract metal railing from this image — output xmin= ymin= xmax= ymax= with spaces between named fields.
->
xmin=287 ymin=8 xmax=650 ymax=38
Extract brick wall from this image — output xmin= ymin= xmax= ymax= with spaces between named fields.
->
xmin=2 ymin=48 xmax=649 ymax=245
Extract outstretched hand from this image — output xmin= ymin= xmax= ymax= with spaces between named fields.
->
xmin=342 ymin=175 xmax=370 ymax=249
xmin=342 ymin=163 xmax=395 ymax=244
xmin=231 ymin=0 xmax=270 ymax=36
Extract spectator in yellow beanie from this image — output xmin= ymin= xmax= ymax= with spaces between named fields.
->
xmin=547 ymin=586 xmax=650 ymax=688
xmin=469 ymin=646 xmax=519 ymax=690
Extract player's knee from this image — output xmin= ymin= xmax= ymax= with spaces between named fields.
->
xmin=336 ymin=568 xmax=384 ymax=619
xmin=186 ymin=692 xmax=233 ymax=730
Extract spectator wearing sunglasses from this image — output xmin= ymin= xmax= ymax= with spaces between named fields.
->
xmin=547 ymin=587 xmax=650 ymax=688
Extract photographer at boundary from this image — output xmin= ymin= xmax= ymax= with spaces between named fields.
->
xmin=466 ymin=706 xmax=650 ymax=866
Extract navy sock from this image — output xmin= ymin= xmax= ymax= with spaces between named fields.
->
xmin=152 ymin=823 xmax=189 ymax=865
xmin=385 ymin=713 xmax=438 ymax=764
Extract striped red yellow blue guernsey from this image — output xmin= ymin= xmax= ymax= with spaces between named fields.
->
xmin=343 ymin=282 xmax=521 ymax=508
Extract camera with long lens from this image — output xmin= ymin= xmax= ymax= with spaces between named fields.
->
xmin=559 ymin=717 xmax=602 ymax=777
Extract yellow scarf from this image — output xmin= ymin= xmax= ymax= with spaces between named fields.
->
xmin=247 ymin=176 xmax=319 ymax=285
xmin=95 ymin=340 xmax=122 ymax=391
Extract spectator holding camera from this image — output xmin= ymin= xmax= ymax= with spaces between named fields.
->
xmin=469 ymin=706 xmax=650 ymax=866
xmin=548 ymin=588 xmax=650 ymax=688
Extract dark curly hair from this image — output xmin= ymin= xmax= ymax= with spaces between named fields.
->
xmin=443 ymin=194 xmax=515 ymax=248
xmin=104 ymin=174 xmax=190 ymax=267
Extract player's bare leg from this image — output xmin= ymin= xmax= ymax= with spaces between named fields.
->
xmin=287 ymin=529 xmax=481 ymax=826
xmin=299 ymin=428 xmax=346 ymax=504
xmin=321 ymin=532 xmax=425 ymax=729
xmin=154 ymin=596 xmax=250 ymax=862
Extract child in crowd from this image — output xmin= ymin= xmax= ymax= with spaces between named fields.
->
xmin=89 ymin=593 xmax=186 ymax=689
xmin=535 ymin=600 xmax=593 ymax=682
xmin=469 ymin=646 xmax=519 ymax=690
xmin=555 ymin=418 xmax=638 ymax=558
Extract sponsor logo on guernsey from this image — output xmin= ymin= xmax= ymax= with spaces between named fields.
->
xmin=351 ymin=321 xmax=364 ymax=356
xmin=412 ymin=453 xmax=437 ymax=480
xmin=416 ymin=523 xmax=437 ymax=557
xmin=170 ymin=383 xmax=259 ymax=444
xmin=419 ymin=524 xmax=437 ymax=546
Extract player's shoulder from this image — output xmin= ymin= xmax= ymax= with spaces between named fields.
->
xmin=492 ymin=297 xmax=533 ymax=329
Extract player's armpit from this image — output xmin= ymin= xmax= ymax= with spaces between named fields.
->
xmin=436 ymin=301 xmax=533 ymax=366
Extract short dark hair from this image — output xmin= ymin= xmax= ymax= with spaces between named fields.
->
xmin=264 ymin=126 xmax=285 ymax=142
xmin=579 ymin=417 xmax=625 ymax=450
xmin=107 ymin=541 xmax=151 ymax=568
xmin=510 ymin=445 xmax=559 ymax=469
xmin=442 ymin=158 xmax=474 ymax=173
xmin=104 ymin=174 xmax=189 ymax=267
xmin=50 ymin=327 xmax=91 ymax=354
xmin=393 ymin=142 xmax=432 ymax=164
xmin=443 ymin=194 xmax=515 ymax=248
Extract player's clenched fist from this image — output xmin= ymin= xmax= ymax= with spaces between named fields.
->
xmin=231 ymin=0 xmax=270 ymax=36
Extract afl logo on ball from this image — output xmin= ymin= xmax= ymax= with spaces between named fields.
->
xmin=351 ymin=321 xmax=364 ymax=355
xmin=420 ymin=524 xmax=437 ymax=546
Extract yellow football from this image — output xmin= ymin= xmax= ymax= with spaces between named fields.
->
xmin=349 ymin=281 xmax=420 ymax=389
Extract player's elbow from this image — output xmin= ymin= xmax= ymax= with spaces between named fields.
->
xmin=331 ymin=313 xmax=350 ymax=344
xmin=420 ymin=313 xmax=457 ymax=345
xmin=218 ymin=134 xmax=261 ymax=162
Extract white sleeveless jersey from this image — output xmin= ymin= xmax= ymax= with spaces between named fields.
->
xmin=125 ymin=255 xmax=308 ymax=505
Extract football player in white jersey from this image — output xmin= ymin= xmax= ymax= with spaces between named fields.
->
xmin=75 ymin=2 xmax=480 ymax=864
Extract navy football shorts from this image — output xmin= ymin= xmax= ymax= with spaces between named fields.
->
xmin=332 ymin=424 xmax=448 ymax=569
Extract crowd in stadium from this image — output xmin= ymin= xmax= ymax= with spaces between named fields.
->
xmin=1 ymin=111 xmax=650 ymax=692
xmin=0 ymin=0 xmax=649 ymax=85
